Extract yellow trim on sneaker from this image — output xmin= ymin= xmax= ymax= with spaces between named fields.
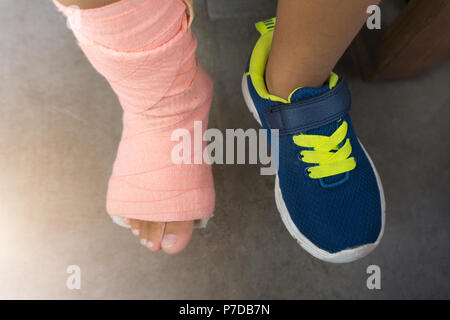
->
xmin=248 ymin=23 xmax=287 ymax=103
xmin=248 ymin=18 xmax=340 ymax=104
xmin=255 ymin=18 xmax=276 ymax=35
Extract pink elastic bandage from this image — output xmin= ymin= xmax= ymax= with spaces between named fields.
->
xmin=54 ymin=0 xmax=215 ymax=225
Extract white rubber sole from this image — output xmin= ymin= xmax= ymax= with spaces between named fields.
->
xmin=242 ymin=73 xmax=385 ymax=263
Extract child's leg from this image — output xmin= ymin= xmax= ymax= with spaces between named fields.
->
xmin=54 ymin=0 xmax=214 ymax=254
xmin=266 ymin=0 xmax=380 ymax=99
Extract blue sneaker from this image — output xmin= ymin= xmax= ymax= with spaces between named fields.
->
xmin=242 ymin=18 xmax=385 ymax=263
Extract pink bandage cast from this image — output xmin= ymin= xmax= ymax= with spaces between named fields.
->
xmin=54 ymin=0 xmax=215 ymax=223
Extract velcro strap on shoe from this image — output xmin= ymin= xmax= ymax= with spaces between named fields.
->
xmin=263 ymin=77 xmax=351 ymax=135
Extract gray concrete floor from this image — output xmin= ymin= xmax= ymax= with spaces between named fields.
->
xmin=0 ymin=0 xmax=449 ymax=299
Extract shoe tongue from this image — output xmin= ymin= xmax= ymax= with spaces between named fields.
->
xmin=288 ymin=85 xmax=329 ymax=103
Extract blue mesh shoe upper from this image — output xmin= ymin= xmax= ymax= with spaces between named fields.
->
xmin=245 ymin=65 xmax=383 ymax=253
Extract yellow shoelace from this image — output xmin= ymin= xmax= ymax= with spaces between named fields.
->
xmin=293 ymin=121 xmax=356 ymax=179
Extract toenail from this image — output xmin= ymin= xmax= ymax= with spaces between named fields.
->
xmin=132 ymin=229 xmax=139 ymax=236
xmin=146 ymin=241 xmax=154 ymax=248
xmin=162 ymin=234 xmax=177 ymax=248
xmin=140 ymin=238 xmax=147 ymax=246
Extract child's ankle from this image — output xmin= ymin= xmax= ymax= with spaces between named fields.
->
xmin=265 ymin=60 xmax=330 ymax=99
xmin=265 ymin=74 xmax=289 ymax=100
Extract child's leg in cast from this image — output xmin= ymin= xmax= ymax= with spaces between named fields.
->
xmin=54 ymin=0 xmax=214 ymax=254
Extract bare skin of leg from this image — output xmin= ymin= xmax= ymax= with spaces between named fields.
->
xmin=59 ymin=0 xmax=195 ymax=254
xmin=266 ymin=0 xmax=381 ymax=99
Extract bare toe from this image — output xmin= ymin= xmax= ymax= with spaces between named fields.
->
xmin=128 ymin=219 xmax=194 ymax=254
xmin=129 ymin=219 xmax=141 ymax=237
xmin=144 ymin=221 xmax=165 ymax=251
xmin=161 ymin=221 xmax=194 ymax=254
